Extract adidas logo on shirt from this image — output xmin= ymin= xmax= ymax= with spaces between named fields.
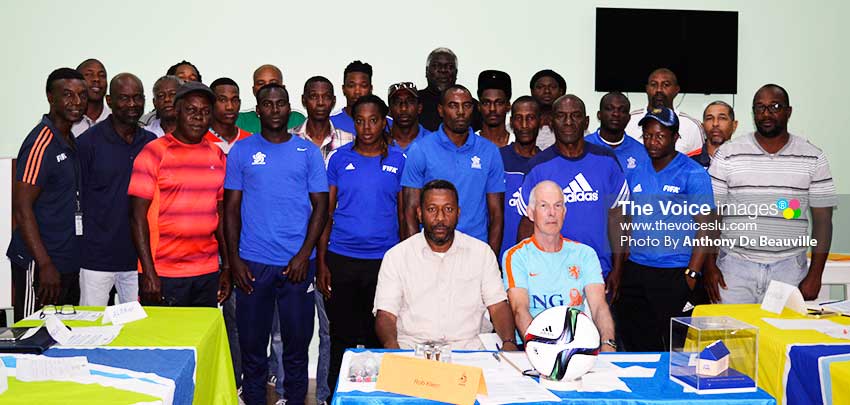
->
xmin=508 ymin=189 xmax=527 ymax=216
xmin=345 ymin=163 xmax=356 ymax=171
xmin=562 ymin=173 xmax=599 ymax=203
xmin=633 ymin=184 xmax=642 ymax=193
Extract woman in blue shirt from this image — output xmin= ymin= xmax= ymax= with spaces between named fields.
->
xmin=318 ymin=95 xmax=405 ymax=395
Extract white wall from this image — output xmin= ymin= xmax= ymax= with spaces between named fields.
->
xmin=0 ymin=0 xmax=847 ymax=254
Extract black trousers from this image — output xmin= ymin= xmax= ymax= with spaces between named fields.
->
xmin=325 ymin=251 xmax=382 ymax=397
xmin=612 ymin=260 xmax=692 ymax=352
xmin=12 ymin=262 xmax=80 ymax=322
xmin=142 ymin=271 xmax=219 ymax=308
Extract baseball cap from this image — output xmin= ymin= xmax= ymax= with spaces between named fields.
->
xmin=174 ymin=81 xmax=215 ymax=104
xmin=478 ymin=70 xmax=512 ymax=99
xmin=388 ymin=82 xmax=418 ymax=100
xmin=638 ymin=107 xmax=680 ymax=134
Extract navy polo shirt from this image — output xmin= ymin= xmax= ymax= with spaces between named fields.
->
xmin=401 ymin=125 xmax=505 ymax=242
xmin=499 ymin=144 xmax=535 ymax=259
xmin=6 ymin=115 xmax=81 ymax=273
xmin=77 ymin=117 xmax=156 ymax=271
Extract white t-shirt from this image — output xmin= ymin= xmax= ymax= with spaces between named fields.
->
xmin=72 ymin=104 xmax=111 ymax=137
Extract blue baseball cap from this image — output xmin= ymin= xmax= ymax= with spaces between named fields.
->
xmin=638 ymin=107 xmax=679 ymax=134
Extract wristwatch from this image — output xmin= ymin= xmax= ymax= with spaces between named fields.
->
xmin=684 ymin=268 xmax=701 ymax=279
xmin=602 ymin=339 xmax=617 ymax=350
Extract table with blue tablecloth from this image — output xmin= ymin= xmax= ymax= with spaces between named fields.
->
xmin=0 ymin=306 xmax=236 ymax=404
xmin=332 ymin=349 xmax=775 ymax=405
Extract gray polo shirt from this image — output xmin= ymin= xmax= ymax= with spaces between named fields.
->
xmin=709 ymin=132 xmax=837 ymax=263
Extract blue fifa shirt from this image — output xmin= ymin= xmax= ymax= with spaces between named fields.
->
xmin=625 ymin=152 xmax=715 ymax=268
xmin=499 ymin=144 xmax=533 ymax=259
xmin=585 ymin=129 xmax=650 ymax=174
xmin=326 ymin=144 xmax=406 ymax=259
xmin=225 ymin=134 xmax=328 ymax=265
xmin=502 ymin=236 xmax=604 ymax=316
xmin=78 ymin=117 xmax=156 ymax=271
xmin=401 ymin=125 xmax=506 ymax=242
xmin=520 ymin=143 xmax=629 ymax=277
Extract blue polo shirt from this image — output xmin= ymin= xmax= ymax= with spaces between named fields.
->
xmin=499 ymin=144 xmax=535 ymax=259
xmin=585 ymin=129 xmax=650 ymax=174
xmin=327 ymin=144 xmax=406 ymax=259
xmin=390 ymin=125 xmax=430 ymax=154
xmin=6 ymin=115 xmax=80 ymax=273
xmin=520 ymin=143 xmax=629 ymax=277
xmin=625 ymin=152 xmax=715 ymax=268
xmin=225 ymin=134 xmax=328 ymax=266
xmin=78 ymin=117 xmax=156 ymax=272
xmin=401 ymin=125 xmax=505 ymax=242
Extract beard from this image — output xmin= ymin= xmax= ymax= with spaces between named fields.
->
xmin=424 ymin=225 xmax=455 ymax=246
xmin=756 ymin=124 xmax=784 ymax=138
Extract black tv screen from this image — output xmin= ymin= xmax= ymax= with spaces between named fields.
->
xmin=595 ymin=8 xmax=738 ymax=94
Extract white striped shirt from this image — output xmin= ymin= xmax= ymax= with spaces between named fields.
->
xmin=709 ymin=132 xmax=837 ymax=263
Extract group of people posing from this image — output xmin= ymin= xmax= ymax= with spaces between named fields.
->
xmin=7 ymin=47 xmax=836 ymax=405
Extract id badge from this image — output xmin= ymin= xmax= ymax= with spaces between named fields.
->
xmin=75 ymin=211 xmax=83 ymax=236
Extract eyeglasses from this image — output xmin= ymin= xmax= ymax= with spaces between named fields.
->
xmin=40 ymin=304 xmax=76 ymax=318
xmin=752 ymin=103 xmax=785 ymax=114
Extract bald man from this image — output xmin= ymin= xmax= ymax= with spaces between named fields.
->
xmin=77 ymin=73 xmax=156 ymax=305
xmin=624 ymin=68 xmax=705 ymax=156
xmin=235 ymin=64 xmax=306 ymax=133
xmin=72 ymin=58 xmax=109 ymax=136
xmin=503 ymin=180 xmax=615 ymax=349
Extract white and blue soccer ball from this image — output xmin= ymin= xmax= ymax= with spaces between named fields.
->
xmin=524 ymin=306 xmax=600 ymax=381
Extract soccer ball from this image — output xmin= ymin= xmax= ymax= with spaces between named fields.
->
xmin=524 ymin=306 xmax=600 ymax=381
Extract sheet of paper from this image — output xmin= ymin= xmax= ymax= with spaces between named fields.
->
xmin=16 ymin=356 xmax=90 ymax=382
xmin=823 ymin=300 xmax=850 ymax=314
xmin=44 ymin=315 xmax=72 ymax=345
xmin=451 ymin=351 xmax=501 ymax=370
xmin=498 ymin=351 xmax=533 ymax=373
xmin=478 ymin=333 xmax=501 ymax=351
xmin=477 ymin=365 xmax=561 ymax=405
xmin=103 ymin=301 xmax=147 ymax=325
xmin=24 ymin=310 xmax=102 ymax=322
xmin=58 ymin=325 xmax=123 ymax=347
xmin=761 ymin=280 xmax=806 ymax=315
xmin=762 ymin=318 xmax=843 ymax=331
xmin=598 ymin=353 xmax=661 ymax=363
